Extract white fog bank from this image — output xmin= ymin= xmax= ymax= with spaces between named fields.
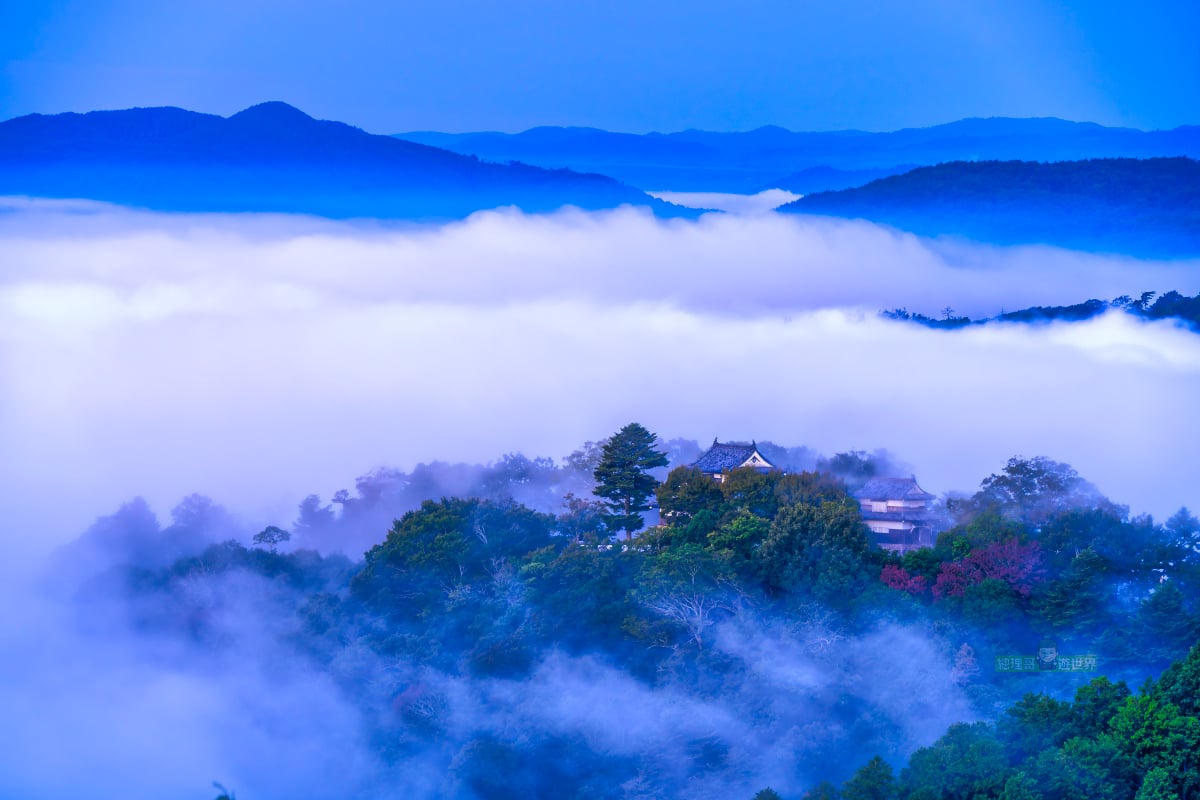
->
xmin=2 ymin=198 xmax=1198 ymax=551
xmin=648 ymin=189 xmax=801 ymax=214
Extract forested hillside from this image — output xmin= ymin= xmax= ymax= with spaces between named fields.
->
xmin=59 ymin=428 xmax=1200 ymax=799
xmin=797 ymin=646 xmax=1200 ymax=800
xmin=883 ymin=290 xmax=1200 ymax=332
xmin=0 ymin=103 xmax=691 ymax=219
xmin=779 ymin=158 xmax=1200 ymax=257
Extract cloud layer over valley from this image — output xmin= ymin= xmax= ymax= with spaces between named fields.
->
xmin=2 ymin=198 xmax=1199 ymax=552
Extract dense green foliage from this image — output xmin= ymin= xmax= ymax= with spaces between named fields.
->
xmin=70 ymin=431 xmax=1200 ymax=799
xmin=814 ymin=644 xmax=1200 ymax=800
xmin=592 ymin=423 xmax=670 ymax=537
xmin=771 ymin=649 xmax=1200 ymax=799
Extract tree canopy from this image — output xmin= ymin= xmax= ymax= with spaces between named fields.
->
xmin=592 ymin=422 xmax=669 ymax=537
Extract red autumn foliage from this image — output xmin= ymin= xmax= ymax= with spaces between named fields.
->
xmin=881 ymin=564 xmax=929 ymax=595
xmin=932 ymin=539 xmax=1043 ymax=600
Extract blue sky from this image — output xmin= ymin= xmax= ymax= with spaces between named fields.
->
xmin=2 ymin=0 xmax=1198 ymax=133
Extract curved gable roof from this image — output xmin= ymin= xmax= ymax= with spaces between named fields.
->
xmin=691 ymin=439 xmax=775 ymax=473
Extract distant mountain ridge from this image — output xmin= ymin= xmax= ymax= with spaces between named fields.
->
xmin=398 ymin=118 xmax=1200 ymax=193
xmin=0 ymin=102 xmax=692 ymax=219
xmin=883 ymin=290 xmax=1200 ymax=332
xmin=767 ymin=164 xmax=919 ymax=195
xmin=778 ymin=157 xmax=1200 ymax=258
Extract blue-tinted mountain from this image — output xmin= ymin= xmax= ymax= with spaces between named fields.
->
xmin=777 ymin=157 xmax=1200 ymax=257
xmin=884 ymin=290 xmax=1200 ymax=332
xmin=398 ymin=118 xmax=1200 ymax=193
xmin=0 ymin=102 xmax=693 ymax=219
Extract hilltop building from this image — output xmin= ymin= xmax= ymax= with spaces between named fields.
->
xmin=854 ymin=477 xmax=936 ymax=553
xmin=691 ymin=439 xmax=776 ymax=482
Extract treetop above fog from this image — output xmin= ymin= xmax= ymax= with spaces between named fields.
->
xmin=592 ymin=422 xmax=669 ymax=536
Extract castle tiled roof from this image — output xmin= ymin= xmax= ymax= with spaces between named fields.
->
xmin=854 ymin=477 xmax=935 ymax=502
xmin=691 ymin=439 xmax=774 ymax=474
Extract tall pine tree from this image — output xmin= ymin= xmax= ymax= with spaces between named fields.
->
xmin=593 ymin=422 xmax=669 ymax=538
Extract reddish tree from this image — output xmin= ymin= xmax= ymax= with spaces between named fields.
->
xmin=881 ymin=564 xmax=930 ymax=595
xmin=932 ymin=539 xmax=1043 ymax=600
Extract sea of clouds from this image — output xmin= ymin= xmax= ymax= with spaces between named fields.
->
xmin=2 ymin=196 xmax=1199 ymax=558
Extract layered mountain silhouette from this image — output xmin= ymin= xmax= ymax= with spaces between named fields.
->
xmin=7 ymin=104 xmax=1199 ymax=254
xmin=0 ymin=102 xmax=692 ymax=219
xmin=767 ymin=164 xmax=918 ymax=194
xmin=399 ymin=118 xmax=1200 ymax=193
xmin=779 ymin=158 xmax=1200 ymax=258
